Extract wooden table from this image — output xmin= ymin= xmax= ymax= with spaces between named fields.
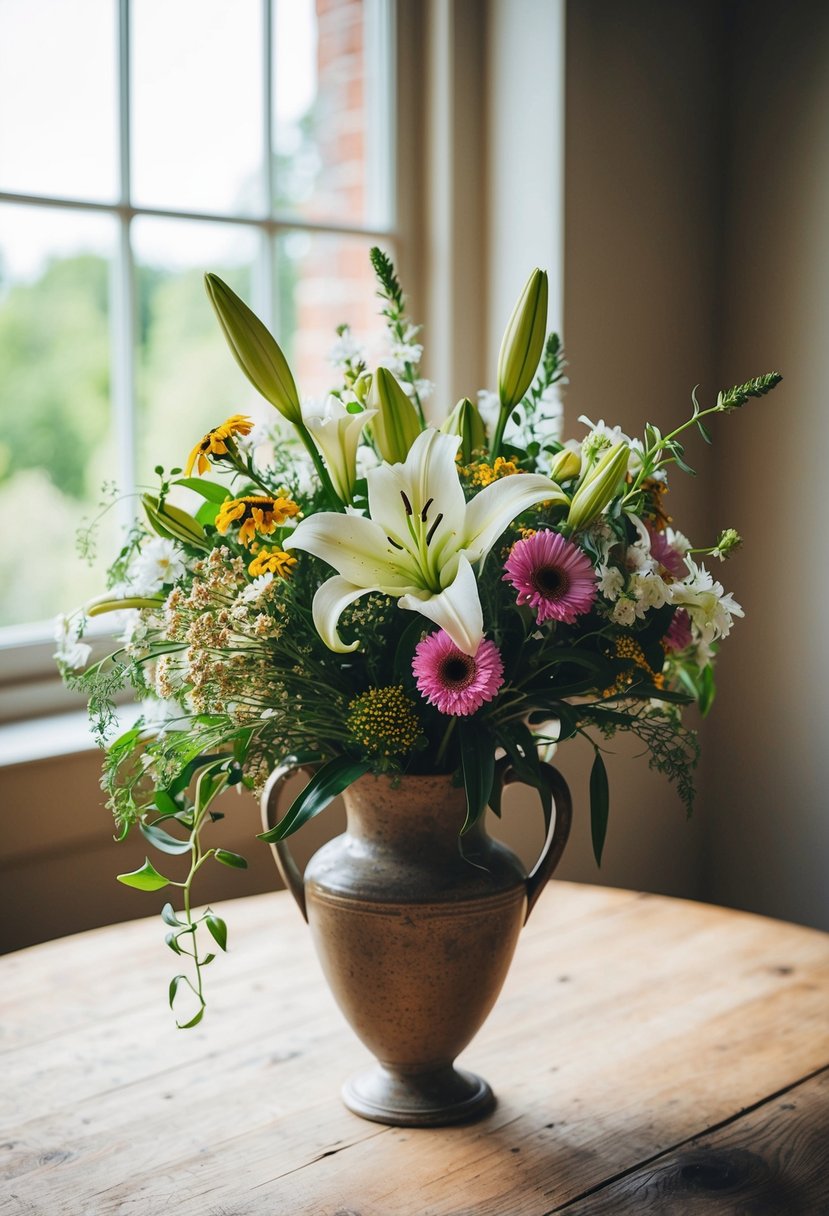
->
xmin=2 ymin=883 xmax=828 ymax=1215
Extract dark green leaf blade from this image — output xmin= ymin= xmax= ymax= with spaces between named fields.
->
xmin=458 ymin=721 xmax=495 ymax=835
xmin=589 ymin=751 xmax=610 ymax=867
xmin=257 ymin=756 xmax=370 ymax=843
xmin=205 ymin=914 xmax=228 ymax=952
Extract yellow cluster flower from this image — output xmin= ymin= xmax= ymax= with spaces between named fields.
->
xmin=248 ymin=547 xmax=298 ymax=579
xmin=346 ymin=685 xmax=421 ymax=759
xmin=215 ymin=495 xmax=301 ymax=546
xmin=184 ymin=414 xmax=254 ymax=476
xmin=461 ymin=456 xmax=522 ymax=487
xmin=603 ymin=634 xmax=665 ymax=696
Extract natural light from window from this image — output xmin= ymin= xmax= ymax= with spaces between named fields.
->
xmin=0 ymin=0 xmax=393 ymax=638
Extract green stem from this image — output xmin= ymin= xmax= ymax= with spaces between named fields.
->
xmin=490 ymin=406 xmax=510 ymax=461
xmin=435 ymin=718 xmax=457 ymax=768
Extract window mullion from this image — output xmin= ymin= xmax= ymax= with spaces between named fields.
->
xmin=112 ymin=0 xmax=136 ymax=522
xmin=255 ymin=0 xmax=276 ymax=331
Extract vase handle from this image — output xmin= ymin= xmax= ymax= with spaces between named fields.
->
xmin=261 ymin=761 xmax=316 ymax=923
xmin=508 ymin=762 xmax=572 ymax=923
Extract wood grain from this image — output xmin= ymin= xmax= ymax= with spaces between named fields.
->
xmin=1 ymin=883 xmax=828 ymax=1215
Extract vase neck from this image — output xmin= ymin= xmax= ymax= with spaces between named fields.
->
xmin=342 ymin=774 xmax=480 ymax=859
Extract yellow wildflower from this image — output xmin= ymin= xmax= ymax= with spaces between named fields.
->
xmin=215 ymin=495 xmax=301 ymax=547
xmin=248 ymin=548 xmax=298 ymax=579
xmin=184 ymin=414 xmax=254 ymax=476
xmin=462 ymin=456 xmax=522 ymax=487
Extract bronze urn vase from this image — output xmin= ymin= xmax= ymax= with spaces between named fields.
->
xmin=262 ymin=765 xmax=571 ymax=1127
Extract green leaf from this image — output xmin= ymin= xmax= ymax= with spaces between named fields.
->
xmin=177 ymin=1006 xmax=205 ymax=1030
xmin=698 ymin=664 xmax=716 ymax=716
xmin=458 ymin=721 xmax=495 ymax=835
xmin=168 ymin=974 xmax=186 ymax=1008
xmin=696 ymin=419 xmax=713 ymax=444
xmin=117 ymin=857 xmax=170 ymax=891
xmin=195 ymin=500 xmax=221 ymax=526
xmin=165 ymin=931 xmax=182 ymax=955
xmin=140 ymin=820 xmax=192 ymax=855
xmin=215 ymin=849 xmax=248 ymax=869
xmin=153 ymin=789 xmax=180 ymax=818
xmin=161 ymin=902 xmax=184 ymax=927
xmin=205 ymin=914 xmax=228 ymax=952
xmin=173 ymin=476 xmax=231 ymax=503
xmin=258 ymin=755 xmax=371 ymax=843
xmin=589 ymin=751 xmax=610 ymax=867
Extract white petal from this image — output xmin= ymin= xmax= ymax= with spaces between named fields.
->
xmin=285 ymin=512 xmax=419 ymax=589
xmin=462 ymin=474 xmax=568 ymax=563
xmin=367 ymin=428 xmax=465 ymax=554
xmin=312 ymin=576 xmax=375 ymax=652
xmin=399 ymin=554 xmax=483 ymax=655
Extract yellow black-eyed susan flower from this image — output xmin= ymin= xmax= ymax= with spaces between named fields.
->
xmin=184 ymin=414 xmax=254 ymax=476
xmin=215 ymin=495 xmax=301 ymax=547
xmin=247 ymin=547 xmax=298 ymax=579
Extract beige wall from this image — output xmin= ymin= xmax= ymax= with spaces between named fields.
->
xmin=706 ymin=0 xmax=829 ymax=929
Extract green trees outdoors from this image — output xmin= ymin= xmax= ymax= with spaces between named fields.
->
xmin=0 ymin=253 xmax=261 ymax=629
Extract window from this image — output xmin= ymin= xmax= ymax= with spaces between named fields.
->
xmin=0 ymin=0 xmax=396 ymax=714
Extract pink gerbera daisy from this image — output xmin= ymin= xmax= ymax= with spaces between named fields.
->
xmin=503 ymin=529 xmax=597 ymax=624
xmin=412 ymin=631 xmax=504 ymax=717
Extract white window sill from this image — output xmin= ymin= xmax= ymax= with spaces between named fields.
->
xmin=0 ymin=706 xmax=140 ymax=768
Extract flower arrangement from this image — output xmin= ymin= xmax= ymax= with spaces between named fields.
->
xmin=58 ymin=249 xmax=781 ymax=1027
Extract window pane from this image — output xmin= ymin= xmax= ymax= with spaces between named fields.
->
xmin=277 ymin=231 xmax=392 ymax=402
xmin=274 ymin=0 xmax=390 ymax=228
xmin=131 ymin=0 xmax=264 ymax=215
xmin=0 ymin=0 xmax=117 ymax=201
xmin=0 ymin=206 xmax=118 ymax=628
xmin=133 ymin=217 xmax=265 ymax=488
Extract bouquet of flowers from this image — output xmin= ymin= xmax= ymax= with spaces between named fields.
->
xmin=58 ymin=249 xmax=780 ymax=1027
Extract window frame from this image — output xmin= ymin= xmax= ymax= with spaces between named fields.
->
xmin=0 ymin=0 xmax=400 ymax=722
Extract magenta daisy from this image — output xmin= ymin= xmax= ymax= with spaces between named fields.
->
xmin=663 ymin=608 xmax=692 ymax=652
xmin=503 ymin=529 xmax=597 ymax=624
xmin=412 ymin=631 xmax=504 ymax=717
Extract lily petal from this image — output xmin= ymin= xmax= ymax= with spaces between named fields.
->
xmin=312 ymin=576 xmax=376 ymax=653
xmin=462 ymin=473 xmax=568 ymax=563
xmin=285 ymin=512 xmax=420 ymax=589
xmin=399 ymin=554 xmax=483 ymax=655
xmin=367 ymin=429 xmax=465 ymax=560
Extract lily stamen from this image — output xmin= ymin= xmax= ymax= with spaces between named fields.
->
xmin=401 ymin=491 xmax=413 ymax=516
xmin=426 ymin=514 xmax=444 ymax=546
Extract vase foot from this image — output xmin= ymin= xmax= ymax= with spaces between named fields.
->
xmin=342 ymin=1063 xmax=495 ymax=1127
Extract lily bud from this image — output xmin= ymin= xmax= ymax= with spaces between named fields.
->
xmin=367 ymin=367 xmax=422 ymax=464
xmin=440 ymin=397 xmax=486 ymax=463
xmin=353 ymin=371 xmax=373 ymax=407
xmin=142 ymin=494 xmax=210 ymax=551
xmin=566 ymin=440 xmax=629 ymax=531
xmin=497 ymin=268 xmax=548 ymax=409
xmin=204 ymin=273 xmax=302 ymax=425
xmin=86 ymin=593 xmax=165 ymax=617
xmin=549 ymin=447 xmax=582 ymax=483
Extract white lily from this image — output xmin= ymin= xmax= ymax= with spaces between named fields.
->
xmin=285 ymin=428 xmax=567 ymax=655
xmin=304 ymin=395 xmax=377 ymax=504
